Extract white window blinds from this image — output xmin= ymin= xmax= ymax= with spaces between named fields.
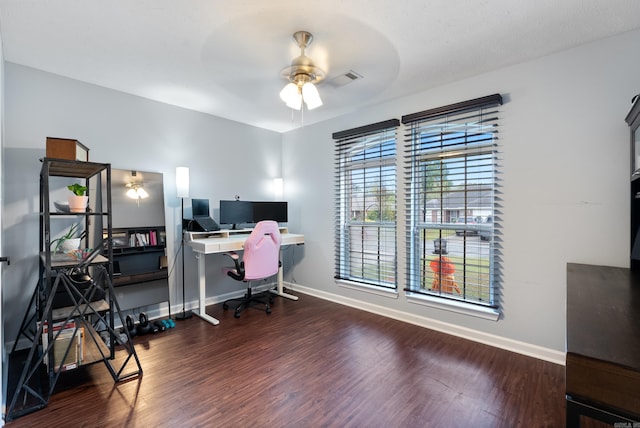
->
xmin=333 ymin=119 xmax=400 ymax=289
xmin=402 ymin=94 xmax=502 ymax=307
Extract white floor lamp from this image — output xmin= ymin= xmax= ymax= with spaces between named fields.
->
xmin=175 ymin=166 xmax=192 ymax=320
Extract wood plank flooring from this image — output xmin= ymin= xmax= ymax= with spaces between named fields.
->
xmin=6 ymin=293 xmax=570 ymax=427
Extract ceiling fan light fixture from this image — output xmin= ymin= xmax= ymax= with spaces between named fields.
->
xmin=126 ymin=188 xmax=138 ymax=199
xmin=126 ymin=182 xmax=149 ymax=200
xmin=302 ymin=81 xmax=322 ymax=110
xmin=279 ymin=82 xmax=302 ymax=110
xmin=280 ymin=30 xmax=325 ymax=111
xmin=287 ymin=93 xmax=303 ymax=110
xmin=136 ymin=187 xmax=149 ymax=199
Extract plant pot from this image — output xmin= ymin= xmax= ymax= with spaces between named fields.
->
xmin=68 ymin=195 xmax=88 ymax=213
xmin=61 ymin=238 xmax=81 ymax=252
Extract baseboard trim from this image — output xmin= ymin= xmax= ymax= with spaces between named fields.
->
xmin=286 ymin=282 xmax=566 ymax=366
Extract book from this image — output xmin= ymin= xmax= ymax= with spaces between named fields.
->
xmin=77 ymin=326 xmax=85 ymax=364
xmin=135 ymin=233 xmax=146 ymax=246
xmin=41 ymin=319 xmax=76 ymax=349
xmin=53 ymin=329 xmax=78 ymax=371
xmin=41 ymin=319 xmax=79 ymax=370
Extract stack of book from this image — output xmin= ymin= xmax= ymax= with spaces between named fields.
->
xmin=41 ymin=319 xmax=84 ymax=372
xmin=128 ymin=230 xmax=159 ymax=246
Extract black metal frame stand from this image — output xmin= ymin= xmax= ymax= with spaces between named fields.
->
xmin=175 ymin=197 xmax=192 ymax=320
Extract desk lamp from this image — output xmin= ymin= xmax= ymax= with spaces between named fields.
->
xmin=175 ymin=166 xmax=192 ymax=320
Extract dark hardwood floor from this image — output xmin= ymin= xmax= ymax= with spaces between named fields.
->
xmin=6 ymin=293 xmax=570 ymax=427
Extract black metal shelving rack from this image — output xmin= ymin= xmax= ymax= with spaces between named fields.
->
xmin=6 ymin=158 xmax=143 ymax=421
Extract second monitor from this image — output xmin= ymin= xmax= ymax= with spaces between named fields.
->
xmin=252 ymin=201 xmax=288 ymax=223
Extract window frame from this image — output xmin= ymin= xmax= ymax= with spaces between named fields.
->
xmin=402 ymin=94 xmax=502 ymax=313
xmin=333 ymin=119 xmax=400 ymax=291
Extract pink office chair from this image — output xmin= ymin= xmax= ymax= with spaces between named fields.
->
xmin=222 ymin=220 xmax=282 ymax=318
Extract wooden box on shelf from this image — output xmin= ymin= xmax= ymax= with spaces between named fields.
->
xmin=46 ymin=137 xmax=89 ymax=161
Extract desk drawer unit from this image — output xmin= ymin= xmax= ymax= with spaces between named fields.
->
xmin=566 ymin=352 xmax=640 ymax=418
xmin=566 ymin=263 xmax=640 ymax=426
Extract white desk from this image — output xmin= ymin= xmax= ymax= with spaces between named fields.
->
xmin=185 ymin=227 xmax=304 ymax=325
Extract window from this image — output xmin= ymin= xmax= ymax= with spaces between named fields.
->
xmin=402 ymin=94 xmax=502 ymax=308
xmin=333 ymin=119 xmax=400 ymax=290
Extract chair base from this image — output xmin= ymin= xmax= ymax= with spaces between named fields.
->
xmin=222 ymin=287 xmax=273 ymax=318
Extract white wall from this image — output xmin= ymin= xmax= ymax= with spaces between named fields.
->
xmin=283 ymin=28 xmax=640 ymax=356
xmin=2 ymin=64 xmax=282 ymax=342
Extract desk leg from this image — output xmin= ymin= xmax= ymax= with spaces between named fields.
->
xmin=193 ymin=253 xmax=220 ymax=326
xmin=270 ymin=265 xmax=298 ymax=301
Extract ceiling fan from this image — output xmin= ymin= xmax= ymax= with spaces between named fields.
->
xmin=279 ymin=30 xmax=325 ymax=110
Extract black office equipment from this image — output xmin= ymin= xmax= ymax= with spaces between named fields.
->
xmin=191 ymin=198 xmax=219 ymax=232
xmin=194 ymin=217 xmax=219 ymax=232
xmin=220 ymin=200 xmax=253 ymax=229
xmin=252 ymin=201 xmax=288 ymax=223
xmin=192 ymin=198 xmax=210 ymax=217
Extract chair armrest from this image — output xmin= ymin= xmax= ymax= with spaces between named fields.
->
xmin=224 ymin=251 xmax=239 ymax=260
xmin=223 ymin=251 xmax=242 ymax=271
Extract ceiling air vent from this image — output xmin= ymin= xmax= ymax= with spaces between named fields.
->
xmin=328 ymin=70 xmax=363 ymax=88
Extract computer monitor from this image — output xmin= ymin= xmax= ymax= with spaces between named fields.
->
xmin=252 ymin=201 xmax=288 ymax=223
xmin=192 ymin=198 xmax=210 ymax=217
xmin=219 ymin=200 xmax=253 ymax=229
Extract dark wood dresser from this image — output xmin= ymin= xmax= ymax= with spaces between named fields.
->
xmin=566 ymin=263 xmax=640 ymax=426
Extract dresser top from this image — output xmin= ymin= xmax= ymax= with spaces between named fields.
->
xmin=567 ymin=263 xmax=640 ymax=369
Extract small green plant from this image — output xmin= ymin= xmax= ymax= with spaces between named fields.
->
xmin=67 ymin=183 xmax=87 ymax=196
xmin=51 ymin=223 xmax=81 ymax=253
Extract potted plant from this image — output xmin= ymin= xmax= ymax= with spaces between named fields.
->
xmin=50 ymin=223 xmax=81 ymax=253
xmin=67 ymin=183 xmax=88 ymax=213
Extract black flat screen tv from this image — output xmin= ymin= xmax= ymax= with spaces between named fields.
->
xmin=253 ymin=201 xmax=288 ymax=223
xmin=219 ymin=200 xmax=253 ymax=229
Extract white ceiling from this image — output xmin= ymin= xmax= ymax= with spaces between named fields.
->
xmin=1 ymin=0 xmax=640 ymax=133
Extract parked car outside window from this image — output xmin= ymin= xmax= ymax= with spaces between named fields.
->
xmin=479 ymin=215 xmax=493 ymax=241
xmin=455 ymin=216 xmax=478 ymax=236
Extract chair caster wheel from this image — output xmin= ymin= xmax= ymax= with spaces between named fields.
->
xmin=223 ymin=303 xmax=229 ymax=310
xmin=266 ymin=306 xmax=272 ymax=314
xmin=234 ymin=310 xmax=241 ymax=318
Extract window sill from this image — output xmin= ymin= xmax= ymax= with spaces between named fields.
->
xmin=406 ymin=291 xmax=500 ymax=321
xmin=336 ymin=279 xmax=399 ymax=299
